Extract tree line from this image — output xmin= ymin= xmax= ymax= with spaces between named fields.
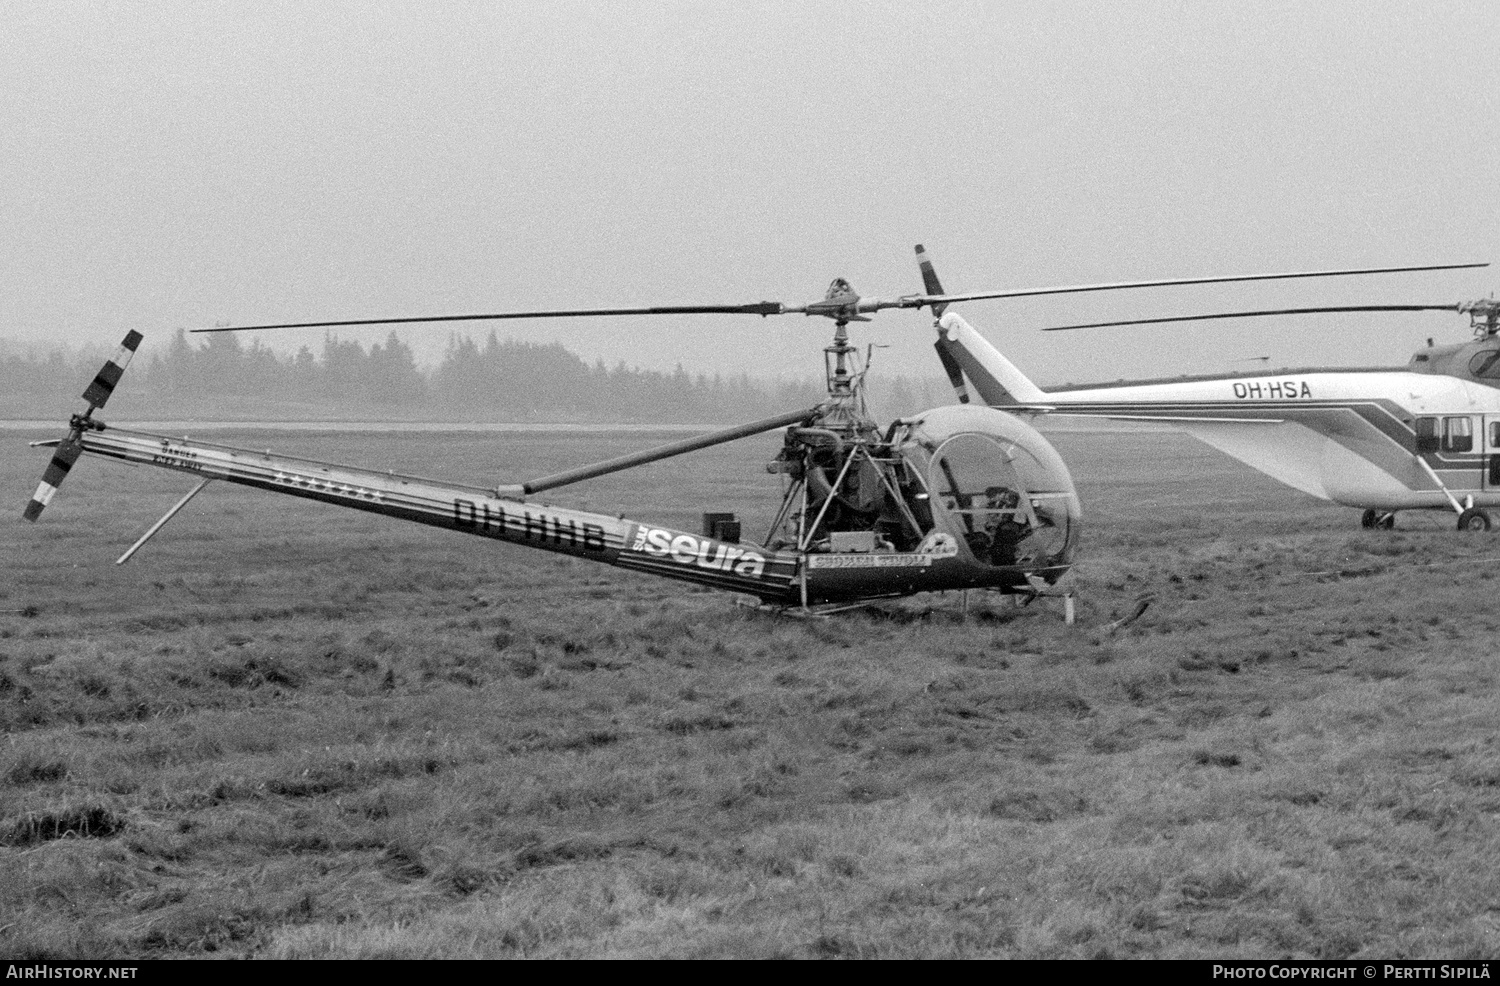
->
xmin=0 ymin=330 xmax=950 ymax=424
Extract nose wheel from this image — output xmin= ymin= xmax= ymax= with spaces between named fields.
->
xmin=1360 ymin=509 xmax=1396 ymax=530
xmin=1457 ymin=507 xmax=1492 ymax=532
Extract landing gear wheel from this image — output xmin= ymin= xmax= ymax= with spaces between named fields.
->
xmin=1457 ymin=507 xmax=1492 ymax=532
xmin=1362 ymin=510 xmax=1395 ymax=530
xmin=1361 ymin=509 xmax=1377 ymax=529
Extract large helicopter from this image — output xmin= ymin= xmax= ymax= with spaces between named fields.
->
xmin=24 ymin=251 xmax=1474 ymax=612
xmin=928 ymin=269 xmax=1500 ymax=531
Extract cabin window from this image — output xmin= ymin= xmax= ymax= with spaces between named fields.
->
xmin=1443 ymin=416 xmax=1473 ymax=453
xmin=1470 ymin=350 xmax=1500 ymax=379
xmin=1491 ymin=422 xmax=1500 ymax=449
xmin=1415 ymin=417 xmax=1439 ymax=452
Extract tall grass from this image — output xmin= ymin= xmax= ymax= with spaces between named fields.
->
xmin=3 ymin=429 xmax=1498 ymax=957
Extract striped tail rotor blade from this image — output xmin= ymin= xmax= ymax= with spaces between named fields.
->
xmin=81 ymin=330 xmax=143 ymax=409
xmin=934 ymin=341 xmax=971 ymax=404
xmin=23 ymin=437 xmax=83 ymax=522
xmin=914 ymin=244 xmax=949 ymax=317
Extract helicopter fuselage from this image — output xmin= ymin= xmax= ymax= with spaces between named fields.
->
xmin=1041 ymin=367 xmax=1500 ymax=510
xmin=937 ymin=311 xmax=1500 ymax=514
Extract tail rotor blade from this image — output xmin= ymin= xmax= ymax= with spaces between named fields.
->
xmin=934 ymin=340 xmax=970 ymax=404
xmin=914 ymin=244 xmax=949 ymax=318
xmin=81 ymin=330 xmax=143 ymax=409
xmin=23 ymin=436 xmax=83 ymax=522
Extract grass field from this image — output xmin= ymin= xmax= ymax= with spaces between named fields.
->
xmin=3 ymin=425 xmax=1499 ymax=958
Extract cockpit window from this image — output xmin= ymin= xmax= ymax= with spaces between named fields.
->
xmin=1470 ymin=350 xmax=1500 ymax=379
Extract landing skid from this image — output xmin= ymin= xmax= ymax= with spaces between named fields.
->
xmin=746 ymin=585 xmax=1077 ymax=623
xmin=1012 ymin=580 xmax=1077 ymax=625
xmin=736 ymin=594 xmax=898 ymax=618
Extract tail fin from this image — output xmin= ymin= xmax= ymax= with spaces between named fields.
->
xmin=933 ymin=312 xmax=1047 ymax=406
xmin=913 ymin=245 xmax=1047 ymax=407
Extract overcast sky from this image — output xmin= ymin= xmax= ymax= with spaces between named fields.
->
xmin=4 ymin=1 xmax=1497 ymax=388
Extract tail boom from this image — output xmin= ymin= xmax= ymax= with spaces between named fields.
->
xmin=70 ymin=424 xmax=807 ymax=601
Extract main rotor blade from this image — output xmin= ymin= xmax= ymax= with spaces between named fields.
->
xmin=189 ymin=261 xmax=1489 ymax=333
xmin=191 ymin=302 xmax=789 ymax=333
xmin=904 ymin=263 xmax=1488 ymax=308
xmin=1042 ymin=304 xmax=1463 ymax=332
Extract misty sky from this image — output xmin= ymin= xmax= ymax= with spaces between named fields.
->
xmin=5 ymin=1 xmax=1498 ymax=390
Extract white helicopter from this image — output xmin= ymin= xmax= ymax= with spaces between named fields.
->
xmin=922 ymin=249 xmax=1497 ymax=530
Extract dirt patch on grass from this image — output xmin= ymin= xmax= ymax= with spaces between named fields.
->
xmin=511 ymin=837 xmax=613 ymax=872
xmin=0 ymin=804 xmax=125 ymax=846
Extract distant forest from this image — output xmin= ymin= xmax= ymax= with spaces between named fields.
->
xmin=0 ymin=330 xmax=952 ymax=424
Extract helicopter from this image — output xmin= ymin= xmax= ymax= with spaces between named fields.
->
xmin=23 ymin=280 xmax=1088 ymax=617
xmin=24 ymin=251 xmax=1478 ymax=613
xmin=927 ymin=262 xmax=1500 ymax=531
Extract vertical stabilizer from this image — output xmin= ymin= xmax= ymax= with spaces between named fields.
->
xmin=934 ymin=312 xmax=1048 ymax=405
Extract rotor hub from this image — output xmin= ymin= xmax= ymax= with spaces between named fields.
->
xmin=1461 ymin=298 xmax=1500 ymax=337
xmin=804 ymin=278 xmax=872 ymax=324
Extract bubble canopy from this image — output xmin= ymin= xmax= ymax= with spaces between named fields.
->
xmin=898 ymin=405 xmax=1080 ymax=573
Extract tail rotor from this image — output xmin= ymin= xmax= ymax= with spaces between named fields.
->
xmin=22 ymin=330 xmax=142 ymax=522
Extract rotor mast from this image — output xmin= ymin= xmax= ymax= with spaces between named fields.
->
xmin=802 ymin=277 xmax=869 ymax=400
